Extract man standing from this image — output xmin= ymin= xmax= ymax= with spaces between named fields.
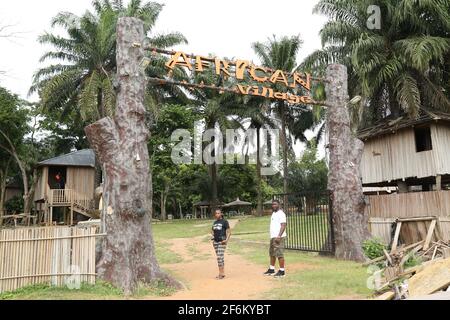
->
xmin=55 ymin=172 xmax=65 ymax=189
xmin=263 ymin=199 xmax=287 ymax=278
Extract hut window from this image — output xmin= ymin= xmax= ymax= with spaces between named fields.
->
xmin=414 ymin=127 xmax=432 ymax=152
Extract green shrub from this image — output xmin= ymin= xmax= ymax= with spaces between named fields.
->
xmin=362 ymin=238 xmax=386 ymax=260
xmin=404 ymin=253 xmax=422 ymax=269
xmin=4 ymin=195 xmax=23 ymax=214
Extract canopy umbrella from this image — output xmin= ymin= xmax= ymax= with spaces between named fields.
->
xmin=223 ymin=198 xmax=252 ymax=216
xmin=223 ymin=198 xmax=252 ymax=207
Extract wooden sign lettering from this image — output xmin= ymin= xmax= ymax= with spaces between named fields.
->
xmin=162 ymin=49 xmax=313 ymax=104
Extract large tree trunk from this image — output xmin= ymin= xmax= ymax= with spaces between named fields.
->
xmin=85 ymin=17 xmax=178 ymax=294
xmin=326 ymin=64 xmax=370 ymax=262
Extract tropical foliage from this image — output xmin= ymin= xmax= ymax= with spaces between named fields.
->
xmin=0 ymin=87 xmax=54 ymax=214
xmin=3 ymin=0 xmax=447 ymax=219
xmin=304 ymin=0 xmax=450 ymax=127
xmin=252 ymin=35 xmax=321 ymax=193
xmin=31 ymin=0 xmax=187 ymax=125
xmin=287 ymin=140 xmax=328 ymax=194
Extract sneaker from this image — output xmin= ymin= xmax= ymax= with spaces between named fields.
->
xmin=263 ymin=268 xmax=275 ymax=276
xmin=274 ymin=270 xmax=285 ymax=278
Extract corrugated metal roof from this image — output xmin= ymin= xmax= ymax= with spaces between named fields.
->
xmin=357 ymin=110 xmax=450 ymax=140
xmin=37 ymin=149 xmax=95 ymax=167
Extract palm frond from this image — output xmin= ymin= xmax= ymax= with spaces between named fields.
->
xmin=394 ymin=73 xmax=422 ymax=118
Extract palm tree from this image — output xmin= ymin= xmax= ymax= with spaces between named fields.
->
xmin=228 ymin=93 xmax=274 ymax=216
xmin=31 ymin=0 xmax=187 ymax=124
xmin=252 ymin=35 xmax=316 ymax=194
xmin=303 ymin=0 xmax=450 ymax=127
xmin=186 ymin=67 xmax=242 ymax=210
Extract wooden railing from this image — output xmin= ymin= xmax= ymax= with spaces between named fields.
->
xmin=49 ymin=189 xmax=73 ymax=205
xmin=48 ymin=189 xmax=94 ymax=212
xmin=74 ymin=197 xmax=94 ymax=213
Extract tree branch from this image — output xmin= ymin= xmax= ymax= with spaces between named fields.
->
xmin=0 ymin=129 xmax=29 ymax=195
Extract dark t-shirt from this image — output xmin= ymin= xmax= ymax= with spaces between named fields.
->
xmin=212 ymin=219 xmax=230 ymax=242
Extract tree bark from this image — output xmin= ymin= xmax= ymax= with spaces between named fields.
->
xmin=23 ymin=169 xmax=38 ymax=215
xmin=0 ymin=158 xmax=11 ymax=217
xmin=148 ymin=164 xmax=155 ymax=219
xmin=160 ymin=184 xmax=168 ymax=221
xmin=85 ymin=17 xmax=179 ymax=294
xmin=256 ymin=127 xmax=263 ymax=216
xmin=326 ymin=64 xmax=370 ymax=262
xmin=179 ymin=203 xmax=183 ymax=219
xmin=0 ymin=129 xmax=31 ymax=214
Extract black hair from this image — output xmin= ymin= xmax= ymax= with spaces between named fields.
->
xmin=272 ymin=199 xmax=280 ymax=204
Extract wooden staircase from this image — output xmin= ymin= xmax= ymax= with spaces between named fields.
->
xmin=43 ymin=188 xmax=96 ymax=225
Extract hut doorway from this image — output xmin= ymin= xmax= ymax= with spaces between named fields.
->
xmin=48 ymin=166 xmax=67 ymax=189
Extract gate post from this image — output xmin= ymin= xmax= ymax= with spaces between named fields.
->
xmin=325 ymin=64 xmax=370 ymax=262
xmin=85 ymin=17 xmax=179 ymax=294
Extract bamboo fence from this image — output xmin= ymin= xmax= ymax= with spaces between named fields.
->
xmin=0 ymin=226 xmax=101 ymax=294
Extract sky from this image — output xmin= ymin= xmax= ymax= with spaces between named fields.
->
xmin=0 ymin=0 xmax=326 ymax=100
xmin=0 ymin=0 xmax=327 ymax=157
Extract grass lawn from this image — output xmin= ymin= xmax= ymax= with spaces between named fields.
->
xmin=0 ymin=217 xmax=373 ymax=300
xmin=230 ymin=216 xmax=372 ymax=300
xmin=154 ymin=239 xmax=183 ymax=264
xmin=152 ymin=219 xmax=213 ymax=239
xmin=0 ymin=219 xmax=212 ymax=300
xmin=0 ymin=280 xmax=175 ymax=300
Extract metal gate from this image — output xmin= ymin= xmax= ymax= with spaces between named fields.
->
xmin=273 ymin=191 xmax=334 ymax=253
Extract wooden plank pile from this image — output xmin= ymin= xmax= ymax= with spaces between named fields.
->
xmin=364 ymin=216 xmax=450 ymax=299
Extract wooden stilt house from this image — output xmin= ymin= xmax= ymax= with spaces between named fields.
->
xmin=34 ymin=149 xmax=99 ymax=225
xmin=358 ymin=110 xmax=450 ymax=243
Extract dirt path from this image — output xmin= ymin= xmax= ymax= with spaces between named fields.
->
xmin=156 ymin=220 xmax=275 ymax=300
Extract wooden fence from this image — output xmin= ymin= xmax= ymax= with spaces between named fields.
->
xmin=0 ymin=226 xmax=100 ymax=294
xmin=365 ymin=190 xmax=450 ymax=218
xmin=366 ymin=191 xmax=450 ymax=244
xmin=369 ymin=217 xmax=450 ymax=245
